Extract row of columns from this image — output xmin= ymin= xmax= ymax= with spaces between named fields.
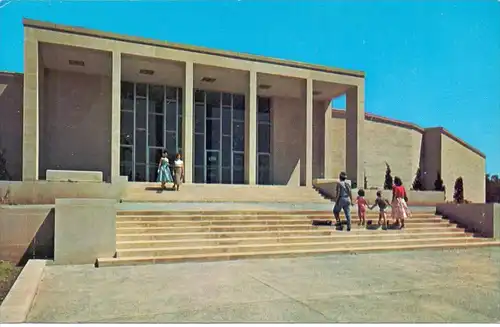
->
xmin=109 ymin=54 xmax=320 ymax=186
xmin=23 ymin=47 xmax=363 ymax=187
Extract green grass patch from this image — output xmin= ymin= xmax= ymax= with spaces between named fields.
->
xmin=0 ymin=261 xmax=22 ymax=305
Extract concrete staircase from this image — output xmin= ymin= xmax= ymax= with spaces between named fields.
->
xmin=121 ymin=183 xmax=332 ymax=203
xmin=96 ymin=210 xmax=500 ymax=267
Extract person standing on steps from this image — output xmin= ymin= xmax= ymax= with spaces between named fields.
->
xmin=355 ymin=189 xmax=368 ymax=226
xmin=370 ymin=190 xmax=392 ymax=228
xmin=391 ymin=176 xmax=411 ymax=229
xmin=332 ymin=171 xmax=354 ymax=231
xmin=172 ymin=153 xmax=184 ymax=191
xmin=157 ymin=150 xmax=173 ymax=190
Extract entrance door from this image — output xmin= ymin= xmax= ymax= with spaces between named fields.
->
xmin=120 ymin=82 xmax=183 ymax=182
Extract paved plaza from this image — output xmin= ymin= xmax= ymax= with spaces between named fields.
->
xmin=26 ymin=247 xmax=500 ymax=323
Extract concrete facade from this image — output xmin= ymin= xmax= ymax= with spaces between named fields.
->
xmin=15 ymin=19 xmax=365 ymax=188
xmin=0 ymin=19 xmax=486 ymax=201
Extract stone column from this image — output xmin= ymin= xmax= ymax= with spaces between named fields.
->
xmin=305 ymin=78 xmax=313 ymax=187
xmin=346 ymin=81 xmax=365 ymax=188
xmin=182 ymin=61 xmax=194 ymax=183
xmin=22 ymin=29 xmax=39 ymax=181
xmin=110 ymin=51 xmax=121 ymax=183
xmin=324 ymin=102 xmax=333 ymax=179
xmin=245 ymin=70 xmax=257 ymax=184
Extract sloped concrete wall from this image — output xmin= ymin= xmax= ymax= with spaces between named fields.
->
xmin=327 ymin=110 xmax=486 ymax=203
xmin=440 ymin=133 xmax=486 ymax=203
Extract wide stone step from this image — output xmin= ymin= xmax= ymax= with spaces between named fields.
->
xmin=116 ymin=231 xmax=471 ymax=249
xmin=115 ymin=217 xmax=447 ymax=228
xmin=97 ymin=240 xmax=500 ymax=267
xmin=115 ymin=236 xmax=487 ymax=257
xmin=116 ymin=210 xmax=436 ymax=217
xmin=116 ymin=221 xmax=458 ymax=234
xmin=116 ymin=226 xmax=468 ymax=241
xmin=115 ymin=213 xmax=439 ymax=221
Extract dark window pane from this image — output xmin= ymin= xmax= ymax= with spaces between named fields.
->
xmin=233 ymin=121 xmax=244 ymax=151
xmin=121 ymin=82 xmax=134 ymax=100
xmin=148 ymin=114 xmax=164 ymax=147
xmin=206 ymin=119 xmax=220 ymax=150
xmin=207 ymin=168 xmax=220 ymax=184
xmin=206 ymin=103 xmax=221 ymax=119
xmin=177 ymin=114 xmax=183 ymax=150
xmin=194 ymin=89 xmax=205 ymax=103
xmin=206 ymin=92 xmax=220 ymax=119
xmin=195 ymin=104 xmax=205 ymax=133
xmin=258 ymin=111 xmax=271 ymax=123
xmin=233 ymin=108 xmax=245 ymax=121
xmin=258 ymin=154 xmax=271 ymax=185
xmin=233 ymin=152 xmax=244 ymax=169
xmin=194 ymin=134 xmax=204 ymax=166
xmin=258 ymin=97 xmax=271 ymax=122
xmin=149 ymin=148 xmax=163 ymax=166
xmin=206 ymin=151 xmax=219 ymax=168
xmin=222 ymin=136 xmax=231 ymax=167
xmin=194 ymin=166 xmax=204 ymax=183
xmin=166 ymin=101 xmax=177 ymax=131
xmin=120 ymin=146 xmax=133 ymax=162
xmin=258 ymin=123 xmax=271 ymax=153
xmin=148 ymin=165 xmax=158 ymax=182
xmin=120 ymin=111 xmax=134 ymax=145
xmin=178 ymin=87 xmax=183 ymax=106
xmin=166 ymin=131 xmax=177 ymax=155
xmin=149 ymin=85 xmax=164 ymax=114
xmin=135 ymin=99 xmax=147 ymax=129
xmin=222 ymin=108 xmax=231 ymax=136
xmin=222 ymin=93 xmax=232 ymax=107
xmin=135 ymin=130 xmax=146 ymax=163
xmin=233 ymin=94 xmax=245 ymax=110
xmin=233 ymin=168 xmax=244 ymax=184
xmin=222 ymin=168 xmax=231 ymax=184
xmin=136 ymin=83 xmax=147 ymax=98
xmin=121 ymin=98 xmax=134 ymax=111
xmin=135 ymin=164 xmax=146 ymax=182
xmin=206 ymin=91 xmax=220 ymax=107
xmin=166 ymin=86 xmax=177 ymax=100
xmin=258 ymin=97 xmax=271 ymax=113
xmin=120 ymin=161 xmax=133 ymax=181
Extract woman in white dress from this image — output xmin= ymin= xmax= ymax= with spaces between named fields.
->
xmin=172 ymin=153 xmax=184 ymax=191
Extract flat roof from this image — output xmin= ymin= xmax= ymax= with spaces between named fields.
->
xmin=23 ymin=18 xmax=365 ymax=79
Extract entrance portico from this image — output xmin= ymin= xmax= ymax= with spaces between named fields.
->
xmin=21 ymin=19 xmax=365 ymax=187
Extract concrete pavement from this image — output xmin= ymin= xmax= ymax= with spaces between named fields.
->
xmin=27 ymin=247 xmax=500 ymax=323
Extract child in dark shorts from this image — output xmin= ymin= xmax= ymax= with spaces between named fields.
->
xmin=370 ymin=190 xmax=392 ymax=227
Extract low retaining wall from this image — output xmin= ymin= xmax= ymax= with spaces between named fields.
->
xmin=0 ymin=179 xmax=127 ymax=205
xmin=46 ymin=169 xmax=103 ymax=183
xmin=436 ymin=203 xmax=500 ymax=239
xmin=54 ymin=198 xmax=116 ymax=265
xmin=313 ymin=179 xmax=445 ymax=205
xmin=0 ymin=205 xmax=54 ymax=264
xmin=0 ymin=259 xmax=47 ymax=323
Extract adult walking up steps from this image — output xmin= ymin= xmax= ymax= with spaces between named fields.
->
xmin=96 ymin=209 xmax=500 ymax=267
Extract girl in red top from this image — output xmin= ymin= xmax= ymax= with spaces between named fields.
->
xmin=391 ymin=176 xmax=411 ymax=228
xmin=355 ymin=189 xmax=368 ymax=226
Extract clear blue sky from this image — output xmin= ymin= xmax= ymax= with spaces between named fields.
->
xmin=0 ymin=0 xmax=499 ymax=174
